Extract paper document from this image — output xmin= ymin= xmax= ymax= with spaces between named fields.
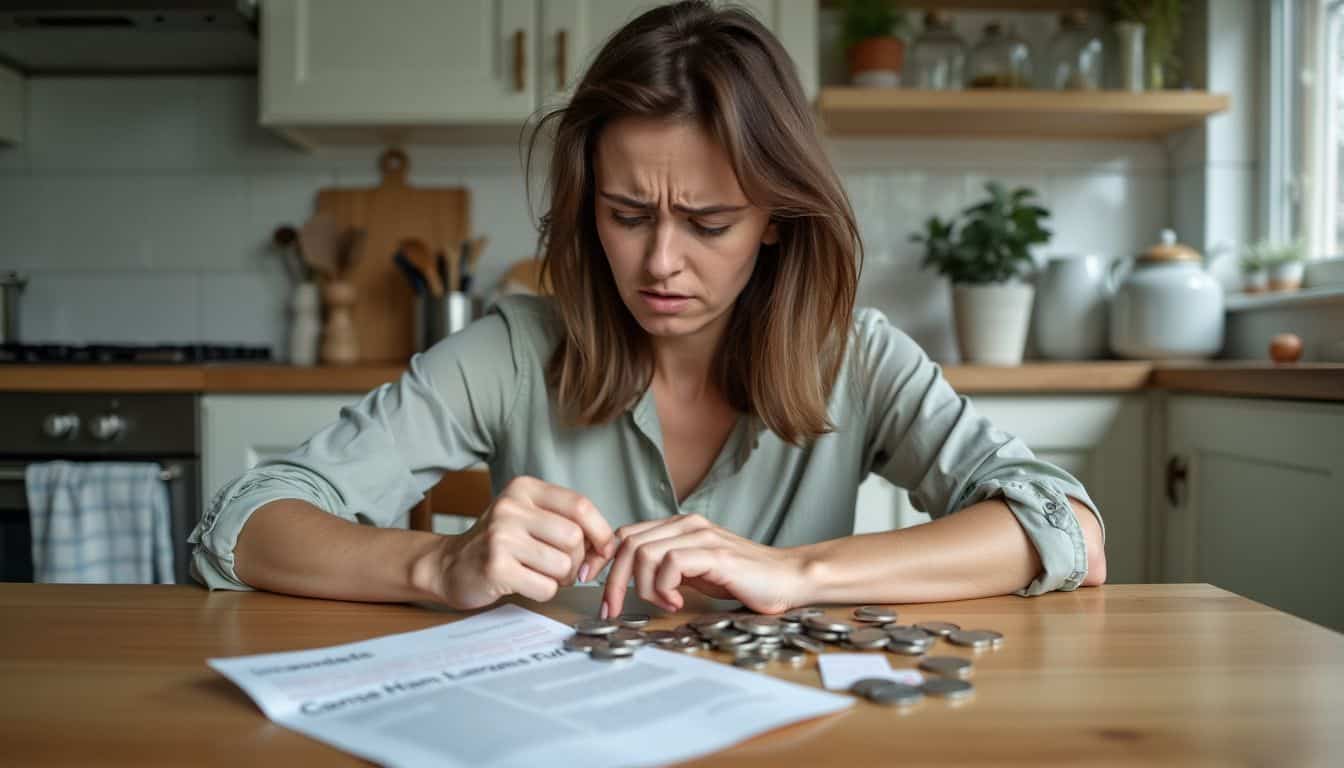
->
xmin=208 ymin=604 xmax=853 ymax=768
xmin=816 ymin=653 xmax=923 ymax=691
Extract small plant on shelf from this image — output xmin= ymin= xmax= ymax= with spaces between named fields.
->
xmin=842 ymin=0 xmax=912 ymax=87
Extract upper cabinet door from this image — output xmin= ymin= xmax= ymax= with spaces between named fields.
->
xmin=539 ymin=0 xmax=817 ymax=106
xmin=261 ymin=0 xmax=538 ymax=125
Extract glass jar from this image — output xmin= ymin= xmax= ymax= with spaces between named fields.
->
xmin=908 ymin=11 xmax=967 ymax=90
xmin=1045 ymin=10 xmax=1103 ymax=90
xmin=967 ymin=22 xmax=1033 ymax=89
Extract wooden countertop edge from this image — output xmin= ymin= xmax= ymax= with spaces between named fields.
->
xmin=2 ymin=361 xmax=1342 ymax=401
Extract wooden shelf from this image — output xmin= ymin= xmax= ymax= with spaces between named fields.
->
xmin=818 ymin=88 xmax=1230 ymax=140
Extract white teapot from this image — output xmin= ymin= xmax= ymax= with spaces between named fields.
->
xmin=1109 ymin=229 xmax=1224 ymax=359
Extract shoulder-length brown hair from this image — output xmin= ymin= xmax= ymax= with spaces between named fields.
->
xmin=526 ymin=0 xmax=860 ymax=445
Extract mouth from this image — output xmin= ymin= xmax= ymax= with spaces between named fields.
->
xmin=639 ymin=289 xmax=691 ymax=299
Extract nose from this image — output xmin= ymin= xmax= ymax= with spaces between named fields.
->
xmin=644 ymin=219 xmax=684 ymax=281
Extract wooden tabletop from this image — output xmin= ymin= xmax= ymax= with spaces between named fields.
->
xmin=3 ymin=583 xmax=1343 ymax=766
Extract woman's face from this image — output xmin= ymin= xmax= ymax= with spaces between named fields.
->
xmin=594 ymin=117 xmax=777 ymax=346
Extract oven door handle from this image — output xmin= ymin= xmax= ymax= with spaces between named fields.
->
xmin=0 ymin=465 xmax=182 ymax=482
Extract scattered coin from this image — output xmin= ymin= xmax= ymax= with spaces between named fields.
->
xmin=776 ymin=649 xmax=807 ymax=667
xmin=591 ymin=644 xmax=635 ymax=661
xmin=783 ymin=607 xmax=825 ymax=622
xmin=733 ymin=654 xmax=770 ymax=671
xmin=803 ymin=616 xmax=854 ymax=635
xmin=609 ymin=629 xmax=647 ymax=648
xmin=849 ymin=677 xmax=893 ymax=698
xmin=618 ymin=613 xmax=651 ymax=629
xmin=921 ymin=678 xmax=975 ymax=700
xmin=865 ymin=681 xmax=925 ymax=707
xmin=574 ymin=618 xmax=620 ymax=636
xmin=918 ymin=656 xmax=973 ymax=679
xmin=885 ymin=627 xmax=935 ymax=645
xmin=914 ymin=621 xmax=961 ymax=636
xmin=785 ymin=634 xmax=825 ymax=653
xmin=947 ymin=630 xmax=1002 ymax=650
xmin=854 ymin=606 xmax=898 ymax=623
xmin=846 ymin=628 xmax=890 ymax=650
xmin=806 ymin=630 xmax=843 ymax=643
xmin=736 ymin=616 xmax=783 ymax=636
xmin=885 ymin=641 xmax=929 ymax=656
xmin=564 ymin=635 xmax=605 ymax=653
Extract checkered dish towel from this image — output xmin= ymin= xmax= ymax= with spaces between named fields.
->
xmin=26 ymin=461 xmax=175 ymax=584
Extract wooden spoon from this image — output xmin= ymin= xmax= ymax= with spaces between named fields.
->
xmin=400 ymin=238 xmax=442 ymax=298
xmin=299 ymin=212 xmax=340 ymax=279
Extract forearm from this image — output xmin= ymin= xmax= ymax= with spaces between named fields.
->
xmin=233 ymin=499 xmax=448 ymax=604
xmin=794 ymin=498 xmax=1106 ymax=605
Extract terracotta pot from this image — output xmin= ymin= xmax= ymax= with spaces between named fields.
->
xmin=848 ymin=36 xmax=906 ymax=81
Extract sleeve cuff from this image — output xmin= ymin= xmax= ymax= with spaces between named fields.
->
xmin=959 ymin=478 xmax=1091 ymax=596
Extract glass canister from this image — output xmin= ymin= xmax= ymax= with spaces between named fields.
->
xmin=967 ymin=22 xmax=1033 ymax=88
xmin=908 ymin=11 xmax=967 ymax=90
xmin=1045 ymin=10 xmax=1103 ymax=90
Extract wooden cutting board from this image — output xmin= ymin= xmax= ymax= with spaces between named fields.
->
xmin=315 ymin=149 xmax=469 ymax=362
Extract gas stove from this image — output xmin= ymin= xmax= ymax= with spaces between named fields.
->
xmin=0 ymin=343 xmax=271 ymax=365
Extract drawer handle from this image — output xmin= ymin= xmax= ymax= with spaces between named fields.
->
xmin=514 ymin=28 xmax=526 ymax=92
xmin=1165 ymin=455 xmax=1188 ymax=508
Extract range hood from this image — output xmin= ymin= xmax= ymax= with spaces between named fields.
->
xmin=0 ymin=0 xmax=258 ymax=75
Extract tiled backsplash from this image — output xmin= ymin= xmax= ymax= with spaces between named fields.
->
xmin=0 ymin=76 xmax=1171 ymax=362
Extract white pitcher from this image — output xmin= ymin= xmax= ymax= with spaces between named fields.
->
xmin=1033 ymin=254 xmax=1110 ymax=360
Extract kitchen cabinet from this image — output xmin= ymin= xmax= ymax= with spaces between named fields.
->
xmin=0 ymin=63 xmax=22 ymax=145
xmin=1162 ymin=395 xmax=1344 ymax=631
xmin=870 ymin=395 xmax=1150 ymax=585
xmin=259 ymin=0 xmax=817 ymax=146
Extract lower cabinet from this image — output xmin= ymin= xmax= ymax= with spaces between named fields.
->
xmin=1163 ymin=395 xmax=1344 ymax=631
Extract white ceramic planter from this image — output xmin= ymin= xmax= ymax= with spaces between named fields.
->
xmin=1269 ymin=261 xmax=1304 ymax=291
xmin=952 ymin=282 xmax=1035 ymax=365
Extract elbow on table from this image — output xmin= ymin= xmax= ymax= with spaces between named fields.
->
xmin=1076 ymin=500 xmax=1107 ymax=587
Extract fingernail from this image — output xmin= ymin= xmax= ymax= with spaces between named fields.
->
xmin=599 ymin=602 xmax=609 ymax=620
xmin=578 ymin=563 xmax=590 ymax=583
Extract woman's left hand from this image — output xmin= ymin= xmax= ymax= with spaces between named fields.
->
xmin=600 ymin=513 xmax=806 ymax=619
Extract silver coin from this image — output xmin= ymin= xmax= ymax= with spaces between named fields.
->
xmin=673 ymin=624 xmax=699 ymax=639
xmin=865 ymin=681 xmax=925 ymax=707
xmin=617 ymin=613 xmax=650 ymax=629
xmin=919 ymin=656 xmax=973 ymax=679
xmin=806 ymin=630 xmax=843 ymax=643
xmin=886 ymin=627 xmax=935 ymax=645
xmin=646 ymin=630 xmax=676 ymax=642
xmin=691 ymin=616 xmax=731 ymax=634
xmin=775 ymin=648 xmax=807 ymax=667
xmin=733 ymin=654 xmax=770 ymax=671
xmin=734 ymin=616 xmax=783 ymax=636
xmin=591 ymin=644 xmax=635 ymax=661
xmin=947 ymin=630 xmax=1001 ymax=649
xmin=654 ymin=637 xmax=682 ymax=649
xmin=914 ymin=621 xmax=961 ymax=636
xmin=783 ymin=607 xmax=825 ymax=623
xmin=921 ymin=677 xmax=975 ymax=700
xmin=677 ymin=642 xmax=701 ymax=653
xmin=849 ymin=677 xmax=892 ymax=698
xmin=709 ymin=629 xmax=752 ymax=647
xmin=731 ymin=640 xmax=762 ymax=656
xmin=854 ymin=606 xmax=898 ymax=624
xmin=886 ymin=641 xmax=929 ymax=656
xmin=609 ymin=629 xmax=647 ymax=648
xmin=803 ymin=616 xmax=853 ymax=634
xmin=785 ymin=634 xmax=825 ymax=653
xmin=846 ymin=628 xmax=890 ymax=649
xmin=564 ymin=635 xmax=605 ymax=653
xmin=574 ymin=618 xmax=620 ymax=636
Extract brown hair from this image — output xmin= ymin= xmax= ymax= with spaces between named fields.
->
xmin=527 ymin=0 xmax=860 ymax=445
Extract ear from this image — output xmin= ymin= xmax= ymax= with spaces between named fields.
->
xmin=761 ymin=220 xmax=779 ymax=246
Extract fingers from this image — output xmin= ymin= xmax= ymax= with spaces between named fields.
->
xmin=652 ymin=547 xmax=724 ymax=611
xmin=602 ymin=514 xmax=714 ymax=618
xmin=632 ymin=529 xmax=723 ymax=609
xmin=509 ymin=477 xmax=617 ymax=562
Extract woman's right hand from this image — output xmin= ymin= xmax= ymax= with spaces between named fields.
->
xmin=426 ymin=476 xmax=617 ymax=610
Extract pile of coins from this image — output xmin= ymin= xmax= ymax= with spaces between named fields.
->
xmin=568 ymin=606 xmax=1004 ymax=707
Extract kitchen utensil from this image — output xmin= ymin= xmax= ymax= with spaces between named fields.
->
xmin=400 ymin=238 xmax=442 ymax=298
xmin=314 ymin=149 xmax=468 ymax=362
xmin=270 ymin=226 xmax=305 ymax=283
xmin=0 ymin=271 xmax=27 ymax=345
xmin=393 ymin=249 xmax=428 ymax=297
xmin=299 ymin=212 xmax=340 ymax=279
xmin=1109 ymin=229 xmax=1224 ymax=359
xmin=337 ymin=228 xmax=366 ymax=278
xmin=288 ymin=282 xmax=321 ymax=366
xmin=1033 ymin=254 xmax=1109 ymax=360
xmin=320 ymin=280 xmax=359 ymax=365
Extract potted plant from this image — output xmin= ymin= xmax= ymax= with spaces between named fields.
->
xmin=912 ymin=182 xmax=1051 ymax=365
xmin=843 ymin=0 xmax=912 ymax=87
xmin=1240 ymin=238 xmax=1305 ymax=293
xmin=1106 ymin=0 xmax=1184 ymax=90
xmin=1239 ymin=243 xmax=1270 ymax=293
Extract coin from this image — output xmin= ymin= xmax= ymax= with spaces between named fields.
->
xmin=609 ymin=629 xmax=647 ymax=648
xmin=849 ymin=677 xmax=892 ymax=698
xmin=919 ymin=656 xmax=973 ymax=679
xmin=574 ymin=618 xmax=620 ymax=636
xmin=564 ymin=635 xmax=605 ymax=653
xmin=618 ymin=613 xmax=651 ymax=629
xmin=886 ymin=641 xmax=928 ymax=656
xmin=854 ymin=606 xmax=898 ymax=623
xmin=691 ymin=614 xmax=733 ymax=632
xmin=783 ymin=607 xmax=825 ymax=622
xmin=865 ymin=681 xmax=925 ymax=707
xmin=646 ymin=630 xmax=676 ymax=643
xmin=733 ymin=654 xmax=770 ymax=671
xmin=776 ymin=648 xmax=807 ymax=667
xmin=846 ymin=627 xmax=889 ymax=649
xmin=709 ymin=629 xmax=752 ymax=647
xmin=785 ymin=634 xmax=825 ymax=653
xmin=885 ymin=627 xmax=935 ymax=645
xmin=591 ymin=644 xmax=635 ymax=661
xmin=914 ymin=621 xmax=960 ymax=636
xmin=803 ymin=616 xmax=853 ymax=634
xmin=735 ymin=616 xmax=783 ymax=636
xmin=806 ymin=630 xmax=843 ymax=643
xmin=947 ymin=630 xmax=1001 ymax=649
xmin=921 ymin=678 xmax=974 ymax=700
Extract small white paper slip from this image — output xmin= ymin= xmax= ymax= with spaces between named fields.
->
xmin=817 ymin=654 xmax=924 ymax=691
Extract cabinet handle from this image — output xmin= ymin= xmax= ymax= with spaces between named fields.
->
xmin=556 ymin=28 xmax=568 ymax=91
xmin=1166 ymin=455 xmax=1188 ymax=508
xmin=514 ymin=28 xmax=526 ymax=92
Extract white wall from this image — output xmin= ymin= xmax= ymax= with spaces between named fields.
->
xmin=0 ymin=72 xmax=1170 ymax=362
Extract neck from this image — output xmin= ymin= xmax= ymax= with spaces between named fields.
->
xmin=649 ymin=317 xmax=726 ymax=401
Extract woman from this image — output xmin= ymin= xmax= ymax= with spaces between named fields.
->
xmin=190 ymin=1 xmax=1105 ymax=621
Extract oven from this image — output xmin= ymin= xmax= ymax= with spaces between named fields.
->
xmin=0 ymin=393 xmax=202 ymax=584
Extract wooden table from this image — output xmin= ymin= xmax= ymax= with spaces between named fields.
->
xmin=3 ymin=583 xmax=1343 ymax=766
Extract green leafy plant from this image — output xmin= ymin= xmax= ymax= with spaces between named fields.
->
xmin=842 ymin=0 xmax=912 ymax=51
xmin=1106 ymin=0 xmax=1185 ymax=89
xmin=1241 ymin=237 xmax=1305 ymax=271
xmin=911 ymin=182 xmax=1052 ymax=285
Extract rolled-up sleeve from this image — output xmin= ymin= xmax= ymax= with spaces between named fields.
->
xmin=189 ymin=307 xmax=527 ymax=590
xmin=854 ymin=310 xmax=1104 ymax=596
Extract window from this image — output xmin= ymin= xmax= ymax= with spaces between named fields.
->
xmin=1266 ymin=0 xmax=1343 ymax=259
